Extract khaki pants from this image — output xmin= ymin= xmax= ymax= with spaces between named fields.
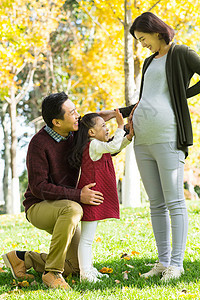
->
xmin=26 ymin=199 xmax=83 ymax=274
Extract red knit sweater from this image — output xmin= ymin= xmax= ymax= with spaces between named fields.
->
xmin=23 ymin=127 xmax=81 ymax=212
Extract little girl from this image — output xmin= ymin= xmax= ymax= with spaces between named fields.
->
xmin=69 ymin=109 xmax=134 ymax=283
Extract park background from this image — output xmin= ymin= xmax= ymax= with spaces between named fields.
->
xmin=0 ymin=0 xmax=200 ymax=215
xmin=0 ymin=1 xmax=200 ymax=299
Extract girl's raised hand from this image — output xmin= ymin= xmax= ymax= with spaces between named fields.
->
xmin=115 ymin=108 xmax=124 ymax=129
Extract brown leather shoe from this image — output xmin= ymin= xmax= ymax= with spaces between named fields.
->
xmin=42 ymin=271 xmax=71 ymax=289
xmin=2 ymin=251 xmax=34 ymax=280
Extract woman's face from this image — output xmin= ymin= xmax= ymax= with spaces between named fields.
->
xmin=134 ymin=31 xmax=162 ymax=53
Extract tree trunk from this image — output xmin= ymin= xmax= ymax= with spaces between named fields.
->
xmin=8 ymin=86 xmax=21 ymax=214
xmin=134 ymin=38 xmax=141 ymax=91
xmin=122 ymin=0 xmax=141 ymax=207
xmin=124 ymin=0 xmax=135 ymax=105
xmin=0 ymin=103 xmax=11 ymax=213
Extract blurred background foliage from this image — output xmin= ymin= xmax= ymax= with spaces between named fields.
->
xmin=0 ymin=0 xmax=200 ymax=213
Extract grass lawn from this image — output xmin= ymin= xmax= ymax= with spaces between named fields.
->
xmin=0 ymin=200 xmax=199 ymax=300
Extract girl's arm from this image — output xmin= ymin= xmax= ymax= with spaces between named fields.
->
xmin=89 ymin=128 xmax=129 ymax=161
xmin=90 ymin=108 xmax=135 ymax=161
xmin=118 ymin=115 xmax=135 ymax=151
xmin=90 ymin=109 xmax=130 ymax=161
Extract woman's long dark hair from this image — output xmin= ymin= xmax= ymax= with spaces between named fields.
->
xmin=130 ymin=12 xmax=175 ymax=45
xmin=68 ymin=113 xmax=100 ymax=169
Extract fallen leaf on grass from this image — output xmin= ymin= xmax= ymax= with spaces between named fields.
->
xmin=72 ymin=280 xmax=76 ymax=284
xmin=178 ymin=289 xmax=197 ymax=298
xmin=0 ymin=268 xmax=6 ymax=273
xmin=120 ymin=253 xmax=128 ymax=258
xmin=123 ymin=270 xmax=130 ymax=274
xmin=120 ymin=253 xmax=131 ymax=260
xmin=96 ymin=237 xmax=102 ymax=242
xmin=123 ymin=270 xmax=130 ymax=280
xmin=12 ymin=279 xmax=16 ymax=286
xmin=18 ymin=281 xmax=29 ymax=288
xmin=131 ymin=251 xmax=140 ymax=255
xmin=12 ymin=279 xmax=30 ymax=288
xmin=30 ymin=280 xmax=38 ymax=286
xmin=125 ymin=264 xmax=134 ymax=269
xmin=99 ymin=267 xmax=113 ymax=274
xmin=123 ymin=256 xmax=131 ymax=261
xmin=120 ymin=251 xmax=139 ymax=260
xmin=178 ymin=294 xmax=196 ymax=298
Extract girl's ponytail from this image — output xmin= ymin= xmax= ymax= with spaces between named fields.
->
xmin=68 ymin=113 xmax=99 ymax=169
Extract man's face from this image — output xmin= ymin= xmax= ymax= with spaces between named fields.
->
xmin=52 ymin=99 xmax=80 ymax=136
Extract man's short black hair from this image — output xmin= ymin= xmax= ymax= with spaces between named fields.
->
xmin=42 ymin=92 xmax=68 ymax=128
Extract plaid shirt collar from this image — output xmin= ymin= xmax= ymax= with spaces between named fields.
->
xmin=44 ymin=125 xmax=72 ymax=142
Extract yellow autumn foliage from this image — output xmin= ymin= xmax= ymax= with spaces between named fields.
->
xmin=0 ymin=0 xmax=66 ymax=91
xmin=70 ymin=0 xmax=200 ymax=184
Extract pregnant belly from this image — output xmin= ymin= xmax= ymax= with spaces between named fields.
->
xmin=132 ymin=104 xmax=176 ymax=139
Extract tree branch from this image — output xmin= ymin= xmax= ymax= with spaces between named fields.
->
xmin=80 ymin=4 xmax=111 ymax=38
xmin=16 ymin=61 xmax=27 ymax=76
xmin=108 ymin=2 xmax=124 ymax=25
xmin=148 ymin=0 xmax=162 ymax=12
xmin=15 ymin=54 xmax=39 ymax=104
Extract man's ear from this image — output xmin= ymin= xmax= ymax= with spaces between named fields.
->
xmin=52 ymin=118 xmax=61 ymax=128
xmin=88 ymin=128 xmax=95 ymax=137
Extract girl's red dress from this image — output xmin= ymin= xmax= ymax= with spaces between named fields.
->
xmin=77 ymin=142 xmax=120 ymax=221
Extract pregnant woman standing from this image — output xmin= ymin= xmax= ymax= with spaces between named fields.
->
xmin=100 ymin=12 xmax=200 ymax=281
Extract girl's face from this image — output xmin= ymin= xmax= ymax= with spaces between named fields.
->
xmin=89 ymin=116 xmax=109 ymax=142
xmin=134 ymin=31 xmax=162 ymax=53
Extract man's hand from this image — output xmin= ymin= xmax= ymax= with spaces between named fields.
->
xmin=98 ymin=110 xmax=116 ymax=122
xmin=80 ymin=183 xmax=104 ymax=205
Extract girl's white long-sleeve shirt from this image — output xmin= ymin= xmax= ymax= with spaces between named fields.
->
xmin=89 ymin=128 xmax=131 ymax=161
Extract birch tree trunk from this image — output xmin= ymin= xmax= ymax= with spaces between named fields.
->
xmin=0 ymin=103 xmax=11 ymax=213
xmin=122 ymin=0 xmax=141 ymax=207
xmin=4 ymin=57 xmax=38 ymax=214
xmin=8 ymin=85 xmax=21 ymax=214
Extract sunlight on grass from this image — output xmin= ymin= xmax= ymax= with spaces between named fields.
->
xmin=0 ymin=200 xmax=199 ymax=299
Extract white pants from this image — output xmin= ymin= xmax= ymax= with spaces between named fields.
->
xmin=78 ymin=221 xmax=98 ymax=274
xmin=134 ymin=142 xmax=188 ymax=268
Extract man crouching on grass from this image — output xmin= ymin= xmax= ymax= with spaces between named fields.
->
xmin=2 ymin=92 xmax=104 ymax=290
